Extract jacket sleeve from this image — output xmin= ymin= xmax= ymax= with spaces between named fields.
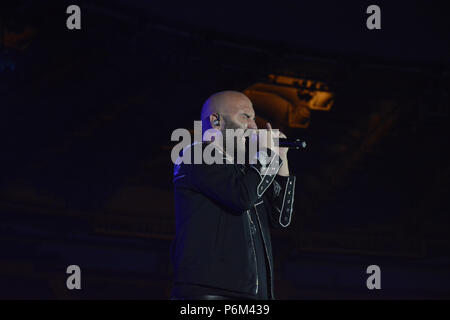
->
xmin=174 ymin=153 xmax=284 ymax=213
xmin=266 ymin=174 xmax=296 ymax=228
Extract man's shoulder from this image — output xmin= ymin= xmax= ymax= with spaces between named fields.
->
xmin=173 ymin=151 xmax=241 ymax=185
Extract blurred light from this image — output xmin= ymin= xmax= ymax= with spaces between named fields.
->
xmin=244 ymin=74 xmax=334 ymax=128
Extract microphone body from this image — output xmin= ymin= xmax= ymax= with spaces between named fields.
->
xmin=244 ymin=133 xmax=307 ymax=150
xmin=278 ymin=138 xmax=307 ymax=149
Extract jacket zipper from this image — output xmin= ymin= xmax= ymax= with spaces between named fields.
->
xmin=246 ymin=210 xmax=258 ymax=296
xmin=254 ymin=205 xmax=274 ymax=300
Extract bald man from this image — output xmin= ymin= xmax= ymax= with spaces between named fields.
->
xmin=170 ymin=90 xmax=296 ymax=300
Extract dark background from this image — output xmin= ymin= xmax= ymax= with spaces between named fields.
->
xmin=0 ymin=0 xmax=449 ymax=299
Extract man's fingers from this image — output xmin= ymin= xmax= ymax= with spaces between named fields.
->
xmin=262 ymin=123 xmax=288 ymax=148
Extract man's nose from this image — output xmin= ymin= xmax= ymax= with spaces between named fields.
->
xmin=248 ymin=121 xmax=257 ymax=130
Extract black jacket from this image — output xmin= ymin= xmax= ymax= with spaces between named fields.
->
xmin=170 ymin=143 xmax=296 ymax=299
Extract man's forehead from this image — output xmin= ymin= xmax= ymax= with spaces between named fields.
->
xmin=232 ymin=97 xmax=254 ymax=114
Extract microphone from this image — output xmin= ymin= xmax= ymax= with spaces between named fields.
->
xmin=278 ymin=138 xmax=307 ymax=149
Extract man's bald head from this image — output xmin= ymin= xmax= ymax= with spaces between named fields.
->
xmin=200 ymin=90 xmax=256 ymax=134
xmin=201 ymin=90 xmax=252 ymax=120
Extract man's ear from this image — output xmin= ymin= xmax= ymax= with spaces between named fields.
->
xmin=210 ymin=113 xmax=220 ymax=128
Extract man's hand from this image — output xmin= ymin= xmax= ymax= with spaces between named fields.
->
xmin=253 ymin=123 xmax=290 ymax=176
xmin=265 ymin=123 xmax=290 ymax=177
xmin=246 ymin=123 xmax=290 ymax=176
xmin=265 ymin=122 xmax=288 ymax=161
